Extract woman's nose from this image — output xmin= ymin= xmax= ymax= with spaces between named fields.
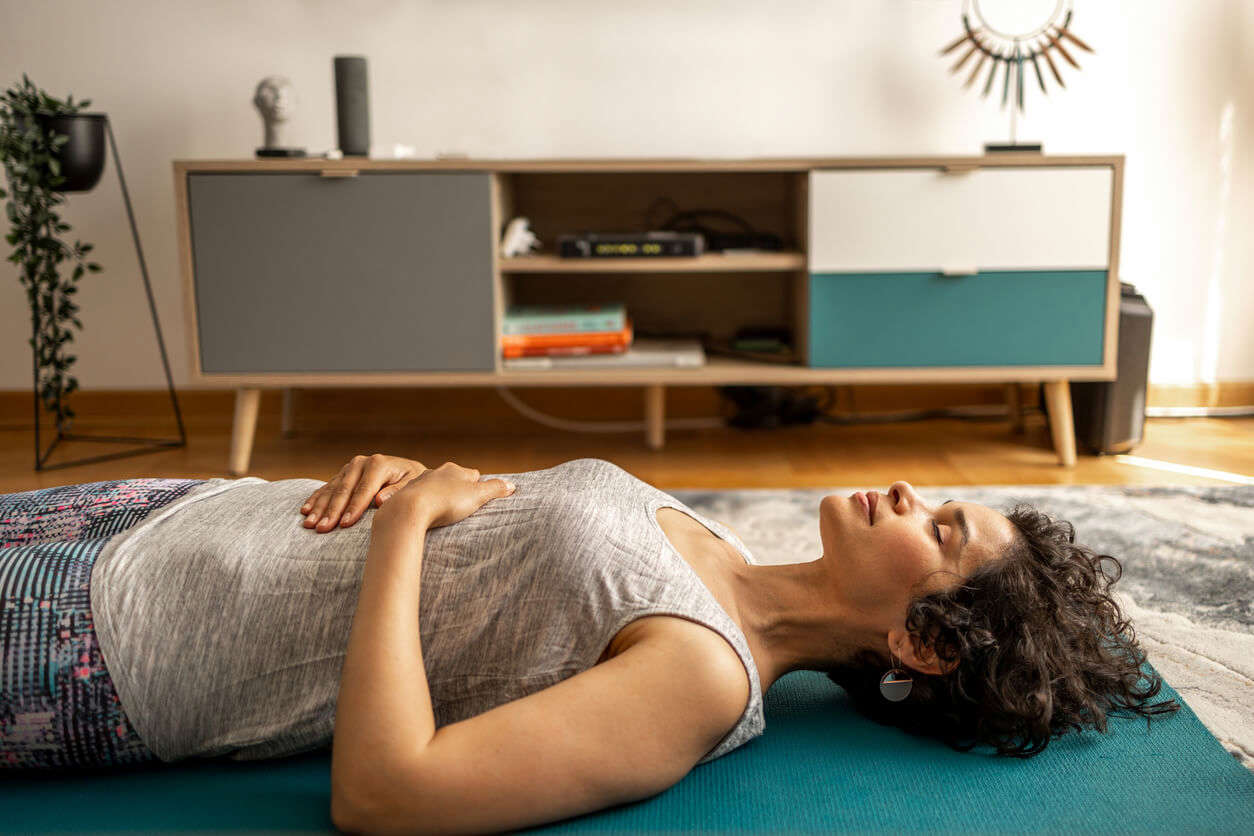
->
xmin=887 ymin=481 xmax=918 ymax=511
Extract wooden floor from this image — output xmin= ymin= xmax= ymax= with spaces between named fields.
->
xmin=1 ymin=388 xmax=1250 ymax=493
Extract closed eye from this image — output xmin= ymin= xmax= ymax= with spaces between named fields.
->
xmin=933 ymin=520 xmax=944 ymax=546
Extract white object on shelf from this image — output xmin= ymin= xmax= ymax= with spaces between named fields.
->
xmin=501 ymin=216 xmax=542 ymax=258
xmin=503 ymin=338 xmax=705 ymax=370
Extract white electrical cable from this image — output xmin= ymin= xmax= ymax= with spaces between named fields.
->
xmin=494 ymin=387 xmax=726 ymax=433
xmin=494 ymin=386 xmax=1254 ymax=435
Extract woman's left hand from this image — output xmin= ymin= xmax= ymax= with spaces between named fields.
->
xmin=376 ymin=461 xmax=516 ymax=532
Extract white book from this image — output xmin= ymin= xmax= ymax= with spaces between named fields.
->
xmin=503 ymin=338 xmax=706 ymax=370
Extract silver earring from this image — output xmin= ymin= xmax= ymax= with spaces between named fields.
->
xmin=879 ymin=649 xmax=913 ymax=702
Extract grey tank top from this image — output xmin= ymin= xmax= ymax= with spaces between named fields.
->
xmin=90 ymin=458 xmax=765 ymax=766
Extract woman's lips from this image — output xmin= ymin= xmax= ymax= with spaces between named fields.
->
xmin=854 ymin=492 xmax=871 ymax=524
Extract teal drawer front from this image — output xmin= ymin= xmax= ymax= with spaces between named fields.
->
xmin=808 ymin=270 xmax=1107 ymax=367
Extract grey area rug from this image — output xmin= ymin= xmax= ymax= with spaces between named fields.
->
xmin=670 ymin=483 xmax=1254 ymax=770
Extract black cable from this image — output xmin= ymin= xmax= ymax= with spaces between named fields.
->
xmin=815 ymin=384 xmax=1040 ymax=423
xmin=716 ymin=384 xmax=1042 ymax=428
xmin=817 ymin=407 xmax=1034 ymax=425
xmin=662 ymin=208 xmax=758 ymax=235
xmin=643 ymin=197 xmax=682 ymax=229
xmin=641 ymin=197 xmax=781 ymax=251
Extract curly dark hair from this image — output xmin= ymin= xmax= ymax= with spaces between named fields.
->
xmin=823 ymin=503 xmax=1181 ymax=758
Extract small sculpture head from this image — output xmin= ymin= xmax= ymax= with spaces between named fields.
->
xmin=253 ymin=76 xmax=296 ymax=124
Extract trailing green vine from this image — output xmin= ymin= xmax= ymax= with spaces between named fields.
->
xmin=0 ymin=74 xmax=102 ymax=426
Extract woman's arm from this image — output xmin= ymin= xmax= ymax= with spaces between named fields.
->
xmin=330 ymin=463 xmax=515 ymax=829
xmin=331 ymin=498 xmax=437 ymax=821
xmin=329 ymin=464 xmax=744 ymax=835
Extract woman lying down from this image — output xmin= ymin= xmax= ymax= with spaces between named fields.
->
xmin=0 ymin=455 xmax=1179 ymax=833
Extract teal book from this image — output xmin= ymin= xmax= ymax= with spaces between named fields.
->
xmin=503 ymin=303 xmax=627 ymax=336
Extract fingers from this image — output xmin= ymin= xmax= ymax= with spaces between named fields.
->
xmin=303 ymin=476 xmax=340 ymax=529
xmin=326 ymin=458 xmax=393 ymax=528
xmin=473 ymin=474 xmax=515 ymax=503
xmin=374 ymin=463 xmax=429 ymax=507
xmin=300 ymin=479 xmax=350 ymax=518
xmin=374 ymin=477 xmax=412 ymax=506
xmin=314 ymin=455 xmax=367 ymax=532
xmin=340 ymin=456 xmax=398 ymax=528
xmin=306 ymin=459 xmax=507 ymax=531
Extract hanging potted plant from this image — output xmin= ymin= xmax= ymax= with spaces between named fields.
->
xmin=0 ymin=73 xmax=104 ymax=430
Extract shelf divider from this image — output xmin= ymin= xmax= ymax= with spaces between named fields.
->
xmin=498 ymin=252 xmax=805 ymax=273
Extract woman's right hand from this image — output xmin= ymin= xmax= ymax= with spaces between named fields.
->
xmin=301 ymin=454 xmax=429 ymax=533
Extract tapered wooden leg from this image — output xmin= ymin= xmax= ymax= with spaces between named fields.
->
xmin=1005 ymin=383 xmax=1024 ymax=434
xmin=281 ymin=387 xmax=296 ymax=438
xmin=229 ymin=387 xmax=262 ymax=476
xmin=645 ymin=385 xmax=665 ymax=450
xmin=1042 ymin=380 xmax=1077 ymax=467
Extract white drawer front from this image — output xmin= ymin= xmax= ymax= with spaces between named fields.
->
xmin=809 ymin=166 xmax=1112 ymax=272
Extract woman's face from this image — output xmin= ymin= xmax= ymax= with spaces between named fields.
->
xmin=818 ymin=480 xmax=1018 ymax=625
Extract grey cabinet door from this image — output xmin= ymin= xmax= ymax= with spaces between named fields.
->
xmin=188 ymin=172 xmax=495 ymax=373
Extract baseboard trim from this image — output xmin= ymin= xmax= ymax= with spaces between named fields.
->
xmin=1146 ymin=382 xmax=1254 ymax=409
xmin=1146 ymin=405 xmax=1254 ymax=418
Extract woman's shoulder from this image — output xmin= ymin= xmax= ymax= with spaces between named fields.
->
xmin=548 ymin=457 xmax=632 ymax=477
xmin=601 ymin=613 xmax=742 ymax=679
xmin=513 ymin=458 xmax=644 ymax=494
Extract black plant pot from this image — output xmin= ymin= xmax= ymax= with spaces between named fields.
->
xmin=34 ymin=113 xmax=107 ymax=192
xmin=12 ymin=112 xmax=107 ymax=194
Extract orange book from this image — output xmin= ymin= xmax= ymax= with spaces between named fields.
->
xmin=503 ymin=342 xmax=629 ymax=358
xmin=500 ymin=320 xmax=632 ymax=350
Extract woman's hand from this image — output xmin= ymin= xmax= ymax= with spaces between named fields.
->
xmin=376 ymin=461 xmax=516 ymax=532
xmin=301 ymin=454 xmax=430 ymax=533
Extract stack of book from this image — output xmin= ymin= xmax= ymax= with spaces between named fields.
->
xmin=501 ymin=303 xmax=706 ymax=370
xmin=501 ymin=303 xmax=632 ymax=358
xmin=503 ymin=338 xmax=706 ymax=370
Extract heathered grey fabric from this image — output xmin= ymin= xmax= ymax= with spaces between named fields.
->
xmin=89 ymin=458 xmax=764 ymax=766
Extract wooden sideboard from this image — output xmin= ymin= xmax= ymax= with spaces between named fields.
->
xmin=173 ymin=155 xmax=1124 ymax=475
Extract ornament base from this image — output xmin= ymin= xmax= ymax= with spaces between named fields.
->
xmin=984 ymin=142 xmax=1043 ymax=153
xmin=255 ymin=147 xmax=308 ymax=158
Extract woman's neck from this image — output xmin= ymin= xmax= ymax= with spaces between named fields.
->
xmin=722 ymin=553 xmax=881 ymax=693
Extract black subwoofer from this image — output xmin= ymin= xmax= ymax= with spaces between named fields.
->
xmin=1063 ymin=282 xmax=1154 ymax=455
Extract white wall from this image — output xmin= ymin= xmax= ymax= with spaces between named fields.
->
xmin=1 ymin=0 xmax=1249 ymax=389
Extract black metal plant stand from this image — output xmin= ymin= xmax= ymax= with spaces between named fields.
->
xmin=33 ymin=115 xmax=186 ymax=471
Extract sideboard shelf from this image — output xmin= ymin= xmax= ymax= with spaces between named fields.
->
xmin=494 ymin=357 xmax=1110 ymax=385
xmin=499 ymin=252 xmax=806 ymax=273
xmin=174 ymin=155 xmax=1123 ymax=475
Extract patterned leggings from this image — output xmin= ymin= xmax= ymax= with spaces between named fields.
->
xmin=0 ymin=478 xmax=204 ymax=770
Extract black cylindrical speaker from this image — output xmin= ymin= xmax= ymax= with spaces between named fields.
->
xmin=334 ymin=56 xmax=370 ymax=156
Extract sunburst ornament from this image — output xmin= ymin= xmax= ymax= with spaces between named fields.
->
xmin=940 ymin=0 xmax=1095 ymax=150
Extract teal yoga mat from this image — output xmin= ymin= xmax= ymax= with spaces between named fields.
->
xmin=5 ymin=666 xmax=1252 ymax=834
